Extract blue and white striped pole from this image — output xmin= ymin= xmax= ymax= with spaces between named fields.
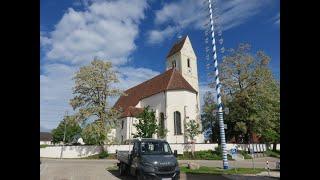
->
xmin=207 ymin=0 xmax=229 ymax=169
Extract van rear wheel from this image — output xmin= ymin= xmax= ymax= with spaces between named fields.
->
xmin=136 ymin=170 xmax=144 ymax=180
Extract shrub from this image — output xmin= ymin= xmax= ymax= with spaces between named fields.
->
xmin=178 ymin=150 xmax=233 ymax=160
xmin=40 ymin=144 xmax=49 ymax=148
xmin=98 ymin=151 xmax=109 ymax=159
xmin=214 ymin=145 xmax=223 ymax=156
xmin=238 ymin=150 xmax=252 ymax=159
xmin=265 ymin=150 xmax=280 ymax=158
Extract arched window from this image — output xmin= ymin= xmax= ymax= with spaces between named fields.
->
xmin=172 ymin=60 xmax=176 ymax=68
xmin=159 ymin=113 xmax=165 ymax=129
xmin=174 ymin=111 xmax=182 ymax=135
xmin=187 ymin=58 xmax=190 ymax=68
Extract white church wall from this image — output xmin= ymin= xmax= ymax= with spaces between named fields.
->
xmin=127 ymin=117 xmax=138 ymax=140
xmin=139 ymin=92 xmax=166 ymax=139
xmin=115 ymin=116 xmax=139 ymax=143
xmin=166 ymin=90 xmax=204 ymax=143
xmin=139 ymin=92 xmax=166 ymax=117
xmin=115 ymin=117 xmax=133 ymax=143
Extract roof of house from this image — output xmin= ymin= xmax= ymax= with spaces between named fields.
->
xmin=121 ymin=106 xmax=144 ymax=118
xmin=166 ymin=36 xmax=187 ymax=58
xmin=114 ymin=68 xmax=197 ymax=118
xmin=40 ymin=132 xmax=52 ymax=141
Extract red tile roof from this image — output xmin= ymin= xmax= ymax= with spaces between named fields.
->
xmin=114 ymin=68 xmax=197 ymax=117
xmin=166 ymin=36 xmax=187 ymax=58
xmin=40 ymin=132 xmax=52 ymax=141
xmin=121 ymin=106 xmax=144 ymax=118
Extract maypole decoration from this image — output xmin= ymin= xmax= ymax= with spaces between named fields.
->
xmin=203 ymin=0 xmax=229 ymax=169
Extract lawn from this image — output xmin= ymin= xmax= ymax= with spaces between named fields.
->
xmin=265 ymin=150 xmax=280 ymax=158
xmin=180 ymin=166 xmax=265 ymax=175
xmin=107 ymin=165 xmax=265 ymax=175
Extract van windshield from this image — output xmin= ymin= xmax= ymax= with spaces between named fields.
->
xmin=140 ymin=141 xmax=172 ymax=155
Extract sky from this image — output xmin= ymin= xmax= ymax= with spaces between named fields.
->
xmin=40 ymin=0 xmax=280 ymax=132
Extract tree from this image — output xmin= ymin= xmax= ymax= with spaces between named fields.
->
xmin=81 ymin=122 xmax=106 ymax=145
xmin=69 ymin=59 xmax=123 ymax=148
xmin=185 ymin=119 xmax=201 ymax=157
xmin=185 ymin=120 xmax=201 ymax=141
xmin=157 ymin=119 xmax=168 ymax=139
xmin=201 ymin=91 xmax=220 ymax=143
xmin=208 ymin=43 xmax=280 ymax=145
xmin=132 ymin=106 xmax=158 ymax=138
xmin=51 ymin=115 xmax=82 ymax=144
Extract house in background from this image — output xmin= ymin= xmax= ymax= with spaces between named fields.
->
xmin=114 ymin=36 xmax=204 ymax=144
xmin=40 ymin=132 xmax=53 ymax=145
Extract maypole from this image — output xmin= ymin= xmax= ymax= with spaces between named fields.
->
xmin=204 ymin=0 xmax=228 ymax=169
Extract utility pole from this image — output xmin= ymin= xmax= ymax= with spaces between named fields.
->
xmin=206 ymin=0 xmax=229 ymax=169
xmin=60 ymin=111 xmax=68 ymax=159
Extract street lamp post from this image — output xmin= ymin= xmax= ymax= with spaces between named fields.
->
xmin=60 ymin=111 xmax=68 ymax=159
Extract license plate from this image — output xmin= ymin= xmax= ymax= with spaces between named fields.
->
xmin=162 ymin=178 xmax=171 ymax=180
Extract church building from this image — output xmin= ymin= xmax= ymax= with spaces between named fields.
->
xmin=114 ymin=36 xmax=204 ymax=144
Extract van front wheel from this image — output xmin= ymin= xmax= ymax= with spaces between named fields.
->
xmin=119 ymin=163 xmax=126 ymax=176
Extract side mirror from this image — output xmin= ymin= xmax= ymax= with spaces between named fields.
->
xmin=174 ymin=150 xmax=178 ymax=157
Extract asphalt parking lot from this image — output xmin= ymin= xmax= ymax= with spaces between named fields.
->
xmin=40 ymin=158 xmax=278 ymax=180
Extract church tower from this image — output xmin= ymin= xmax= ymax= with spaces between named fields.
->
xmin=166 ymin=36 xmax=201 ymax=129
xmin=166 ymin=35 xmax=199 ymax=93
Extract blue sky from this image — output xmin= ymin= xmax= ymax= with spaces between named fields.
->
xmin=40 ymin=0 xmax=279 ymax=132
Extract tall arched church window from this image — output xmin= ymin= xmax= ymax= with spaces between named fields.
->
xmin=160 ymin=113 xmax=165 ymax=129
xmin=187 ymin=58 xmax=190 ymax=68
xmin=174 ymin=111 xmax=182 ymax=135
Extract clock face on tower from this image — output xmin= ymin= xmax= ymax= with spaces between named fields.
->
xmin=187 ymin=67 xmax=192 ymax=74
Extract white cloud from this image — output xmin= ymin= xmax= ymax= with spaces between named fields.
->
xmin=154 ymin=0 xmax=205 ymax=29
xmin=42 ymin=0 xmax=148 ymax=66
xmin=40 ymin=31 xmax=52 ymax=47
xmin=40 ymin=0 xmax=154 ymax=130
xmin=147 ymin=26 xmax=177 ymax=44
xmin=40 ymin=64 xmax=76 ymax=129
xmin=147 ymin=0 xmax=273 ymax=44
xmin=40 ymin=63 xmax=160 ymax=129
xmin=40 ymin=126 xmax=51 ymax=132
xmin=108 ymin=67 xmax=160 ymax=106
xmin=217 ymin=0 xmax=272 ymax=30
xmin=116 ymin=67 xmax=160 ymax=90
xmin=199 ymin=82 xmax=216 ymax=111
xmin=274 ymin=13 xmax=280 ymax=25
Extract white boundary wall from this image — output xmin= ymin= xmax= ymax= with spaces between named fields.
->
xmin=40 ymin=146 xmax=101 ymax=158
xmin=40 ymin=143 xmax=280 ymax=158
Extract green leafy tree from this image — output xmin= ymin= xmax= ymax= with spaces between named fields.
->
xmin=185 ymin=119 xmax=201 ymax=157
xmin=201 ymin=91 xmax=220 ymax=143
xmin=185 ymin=120 xmax=201 ymax=141
xmin=81 ymin=122 xmax=106 ymax=145
xmin=133 ymin=106 xmax=158 ymax=138
xmin=51 ymin=115 xmax=82 ymax=144
xmin=69 ymin=59 xmax=123 ymax=148
xmin=252 ymin=80 xmax=280 ymax=150
xmin=157 ymin=120 xmax=168 ymax=139
xmin=208 ymin=43 xmax=280 ymax=144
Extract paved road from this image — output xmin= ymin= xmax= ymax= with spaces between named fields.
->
xmin=40 ymin=158 xmax=279 ymax=180
xmin=40 ymin=159 xmax=118 ymax=180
